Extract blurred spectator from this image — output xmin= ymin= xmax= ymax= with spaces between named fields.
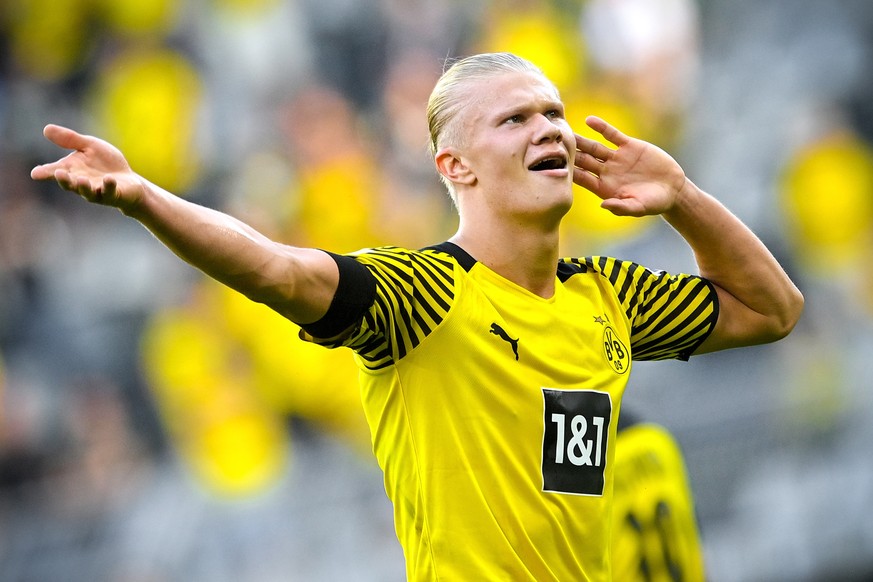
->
xmin=88 ymin=46 xmax=205 ymax=195
xmin=779 ymin=121 xmax=873 ymax=282
xmin=5 ymin=0 xmax=94 ymax=83
xmin=279 ymin=82 xmax=385 ymax=251
xmin=141 ymin=287 xmax=291 ymax=498
xmin=611 ymin=412 xmax=707 ymax=582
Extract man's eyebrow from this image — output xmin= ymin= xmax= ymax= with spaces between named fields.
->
xmin=492 ymin=98 xmax=563 ymax=119
xmin=543 ymin=98 xmax=565 ymax=111
xmin=492 ymin=105 xmax=524 ymax=119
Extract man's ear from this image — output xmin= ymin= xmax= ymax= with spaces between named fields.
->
xmin=435 ymin=148 xmax=476 ymax=186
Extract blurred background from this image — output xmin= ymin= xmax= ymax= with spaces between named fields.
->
xmin=2 ymin=0 xmax=873 ymax=580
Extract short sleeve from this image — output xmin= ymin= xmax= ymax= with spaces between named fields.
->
xmin=299 ymin=251 xmax=376 ymax=339
xmin=563 ymin=256 xmax=719 ymax=361
xmin=301 ymin=246 xmax=458 ymax=371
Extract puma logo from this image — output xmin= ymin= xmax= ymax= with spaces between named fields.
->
xmin=490 ymin=323 xmax=519 ymax=361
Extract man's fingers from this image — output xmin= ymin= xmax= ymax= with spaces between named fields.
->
xmin=53 ymin=169 xmax=97 ymax=200
xmin=575 ymin=134 xmax=614 ymax=162
xmin=30 ymin=163 xmax=53 ymax=180
xmin=31 ymin=125 xmax=91 ymax=181
xmin=585 ymin=116 xmax=630 ymax=147
xmin=52 ymin=168 xmax=74 ymax=190
xmin=102 ymin=176 xmax=118 ymax=204
xmin=573 ymin=168 xmax=595 ymax=191
xmin=75 ymin=175 xmax=95 ymax=198
xmin=574 ymin=150 xmax=604 ymax=176
xmin=573 ymin=167 xmax=603 ymax=195
xmin=43 ymin=124 xmax=91 ymax=151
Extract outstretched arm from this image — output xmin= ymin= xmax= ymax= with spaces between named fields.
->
xmin=573 ymin=116 xmax=804 ymax=353
xmin=30 ymin=124 xmax=339 ymax=325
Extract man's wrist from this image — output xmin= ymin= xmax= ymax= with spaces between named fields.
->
xmin=663 ymin=177 xmax=702 ymax=223
xmin=118 ymin=178 xmax=154 ymax=219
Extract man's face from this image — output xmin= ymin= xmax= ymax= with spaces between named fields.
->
xmin=452 ymin=71 xmax=576 ymax=225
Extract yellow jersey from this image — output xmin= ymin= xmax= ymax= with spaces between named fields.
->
xmin=302 ymin=243 xmax=717 ymax=581
xmin=611 ymin=413 xmax=707 ymax=582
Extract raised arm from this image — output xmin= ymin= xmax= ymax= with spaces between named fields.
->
xmin=573 ymin=116 xmax=804 ymax=353
xmin=30 ymin=124 xmax=339 ymax=325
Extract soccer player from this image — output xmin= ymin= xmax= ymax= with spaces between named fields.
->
xmin=612 ymin=410 xmax=707 ymax=581
xmin=31 ymin=53 xmax=802 ymax=580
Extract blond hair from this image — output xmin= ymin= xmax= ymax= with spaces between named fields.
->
xmin=426 ymin=53 xmax=546 ymax=200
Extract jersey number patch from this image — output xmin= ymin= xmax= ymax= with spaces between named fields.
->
xmin=541 ymin=388 xmax=612 ymax=496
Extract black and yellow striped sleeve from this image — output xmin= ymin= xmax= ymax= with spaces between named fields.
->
xmin=335 ymin=246 xmax=457 ymax=371
xmin=570 ymin=256 xmax=718 ymax=361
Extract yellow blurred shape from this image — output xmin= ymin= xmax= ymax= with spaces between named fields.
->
xmin=142 ymin=304 xmax=288 ymax=497
xmin=89 ymin=48 xmax=203 ymax=194
xmin=478 ymin=6 xmax=587 ymax=93
xmin=781 ymin=132 xmax=873 ymax=273
xmin=214 ymin=285 xmax=370 ymax=446
xmin=211 ymin=0 xmax=282 ymax=15
xmin=94 ymin=0 xmax=179 ymax=35
xmin=7 ymin=0 xmax=90 ymax=80
xmin=189 ymin=409 xmax=288 ymax=497
xmin=141 ymin=307 xmax=233 ymax=410
xmin=296 ymin=155 xmax=382 ymax=251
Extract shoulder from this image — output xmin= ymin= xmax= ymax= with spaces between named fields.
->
xmin=559 ymin=255 xmax=655 ymax=279
xmin=351 ymin=245 xmax=463 ymax=273
xmin=334 ymin=244 xmax=465 ymax=367
xmin=557 ymin=256 xmax=654 ymax=296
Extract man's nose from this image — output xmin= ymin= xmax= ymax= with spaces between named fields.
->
xmin=533 ymin=114 xmax=563 ymax=143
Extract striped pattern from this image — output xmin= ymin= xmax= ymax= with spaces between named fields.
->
xmin=344 ymin=246 xmax=457 ymax=370
xmin=560 ymin=256 xmax=718 ymax=360
xmin=334 ymin=248 xmax=716 ymax=370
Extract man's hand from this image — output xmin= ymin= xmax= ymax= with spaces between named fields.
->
xmin=573 ymin=118 xmax=804 ymax=351
xmin=573 ymin=116 xmax=688 ymax=217
xmin=30 ymin=124 xmax=146 ymax=213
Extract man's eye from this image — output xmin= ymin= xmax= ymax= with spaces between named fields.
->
xmin=505 ymin=114 xmax=523 ymax=124
xmin=546 ymin=110 xmax=562 ymax=119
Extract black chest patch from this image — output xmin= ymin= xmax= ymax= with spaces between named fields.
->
xmin=541 ymin=388 xmax=613 ymax=496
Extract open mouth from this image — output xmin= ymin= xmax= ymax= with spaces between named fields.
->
xmin=528 ymin=155 xmax=568 ymax=172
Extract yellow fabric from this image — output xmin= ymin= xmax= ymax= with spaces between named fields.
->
xmin=306 ymin=246 xmax=717 ymax=580
xmin=611 ymin=423 xmax=706 ymax=582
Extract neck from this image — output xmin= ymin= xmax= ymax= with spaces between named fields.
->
xmin=450 ymin=219 xmax=561 ymax=298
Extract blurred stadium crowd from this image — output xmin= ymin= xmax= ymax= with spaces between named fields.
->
xmin=1 ymin=0 xmax=873 ymax=580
